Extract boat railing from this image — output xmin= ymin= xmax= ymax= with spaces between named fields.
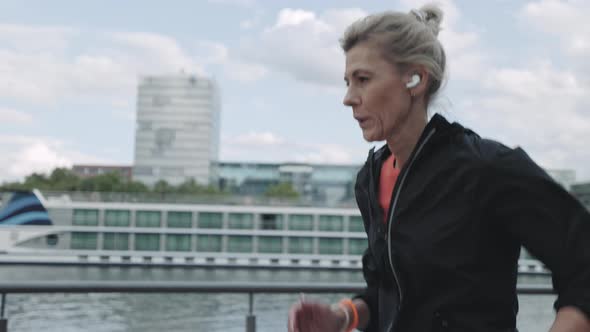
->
xmin=0 ymin=281 xmax=554 ymax=332
xmin=36 ymin=190 xmax=359 ymax=208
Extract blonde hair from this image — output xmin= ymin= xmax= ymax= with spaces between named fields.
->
xmin=340 ymin=4 xmax=446 ymax=102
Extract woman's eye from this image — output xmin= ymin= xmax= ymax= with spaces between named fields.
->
xmin=358 ymin=76 xmax=369 ymax=83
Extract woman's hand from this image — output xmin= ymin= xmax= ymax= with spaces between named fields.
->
xmin=288 ymin=298 xmax=346 ymax=332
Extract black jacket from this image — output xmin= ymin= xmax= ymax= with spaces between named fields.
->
xmin=354 ymin=114 xmax=590 ymax=332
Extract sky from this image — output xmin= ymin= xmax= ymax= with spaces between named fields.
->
xmin=0 ymin=0 xmax=589 ymax=183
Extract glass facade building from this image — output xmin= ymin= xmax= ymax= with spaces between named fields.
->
xmin=218 ymin=162 xmax=360 ymax=204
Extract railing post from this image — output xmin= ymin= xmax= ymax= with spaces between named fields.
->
xmin=246 ymin=292 xmax=255 ymax=332
xmin=0 ymin=293 xmax=7 ymax=332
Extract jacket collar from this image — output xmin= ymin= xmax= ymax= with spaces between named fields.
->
xmin=370 ymin=113 xmax=453 ymax=164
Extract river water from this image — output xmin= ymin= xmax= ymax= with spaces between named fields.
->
xmin=0 ymin=266 xmax=555 ymax=331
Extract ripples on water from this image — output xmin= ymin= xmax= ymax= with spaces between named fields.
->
xmin=0 ymin=266 xmax=555 ymax=332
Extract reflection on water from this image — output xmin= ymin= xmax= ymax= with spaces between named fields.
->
xmin=0 ymin=266 xmax=555 ymax=332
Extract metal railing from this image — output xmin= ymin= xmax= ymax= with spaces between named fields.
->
xmin=0 ymin=281 xmax=554 ymax=332
xmin=37 ymin=190 xmax=359 ymax=208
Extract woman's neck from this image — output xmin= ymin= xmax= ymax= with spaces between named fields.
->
xmin=386 ymin=110 xmax=428 ymax=170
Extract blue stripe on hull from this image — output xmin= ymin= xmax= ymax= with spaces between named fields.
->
xmin=0 ymin=192 xmax=52 ymax=226
xmin=0 ymin=196 xmax=43 ymax=221
xmin=0 ymin=211 xmax=51 ymax=226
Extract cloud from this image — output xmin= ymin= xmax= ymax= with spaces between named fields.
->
xmin=111 ymin=32 xmax=203 ymax=75
xmin=482 ymin=61 xmax=584 ymax=100
xmin=237 ymin=8 xmax=366 ymax=87
xmin=236 ymin=3 xmax=485 ymax=87
xmin=0 ymin=108 xmax=33 ymax=124
xmin=0 ymin=24 xmax=205 ymax=106
xmin=522 ymin=0 xmax=590 ymax=57
xmin=0 ymin=24 xmax=76 ymax=53
xmin=221 ymin=131 xmax=364 ymax=164
xmin=458 ymin=61 xmax=590 ymax=180
xmin=207 ymin=0 xmax=256 ymax=7
xmin=195 ymin=41 xmax=268 ymax=82
xmin=0 ymin=135 xmax=111 ymax=182
xmin=229 ymin=131 xmax=285 ymax=146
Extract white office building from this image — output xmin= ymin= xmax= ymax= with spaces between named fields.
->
xmin=133 ymin=74 xmax=221 ymax=186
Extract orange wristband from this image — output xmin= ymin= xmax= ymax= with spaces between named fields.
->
xmin=339 ymin=299 xmax=359 ymax=332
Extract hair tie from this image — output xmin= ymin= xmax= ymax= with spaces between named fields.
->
xmin=411 ymin=9 xmax=426 ymax=22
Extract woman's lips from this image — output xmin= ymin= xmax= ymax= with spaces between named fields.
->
xmin=355 ymin=116 xmax=369 ymax=127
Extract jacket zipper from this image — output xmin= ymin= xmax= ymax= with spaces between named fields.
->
xmin=386 ymin=128 xmax=437 ymax=332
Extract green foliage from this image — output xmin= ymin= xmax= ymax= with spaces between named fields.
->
xmin=0 ymin=167 xmax=220 ymax=196
xmin=264 ymin=182 xmax=299 ymax=199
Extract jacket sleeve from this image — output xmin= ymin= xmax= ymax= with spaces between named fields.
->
xmin=353 ymin=162 xmax=380 ymax=332
xmin=482 ymin=147 xmax=590 ymax=318
xmin=353 ymin=248 xmax=380 ymax=332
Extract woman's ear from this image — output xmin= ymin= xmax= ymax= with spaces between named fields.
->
xmin=405 ymin=67 xmax=429 ymax=97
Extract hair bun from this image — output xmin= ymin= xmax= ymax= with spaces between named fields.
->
xmin=411 ymin=4 xmax=443 ymax=37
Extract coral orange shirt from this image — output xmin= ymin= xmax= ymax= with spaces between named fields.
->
xmin=379 ymin=154 xmax=400 ymax=224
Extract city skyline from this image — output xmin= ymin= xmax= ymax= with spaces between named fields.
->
xmin=0 ymin=0 xmax=589 ymax=182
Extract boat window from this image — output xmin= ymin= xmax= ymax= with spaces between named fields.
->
xmin=46 ymin=234 xmax=58 ymax=246
xmin=228 ymin=213 xmax=254 ymax=229
xmin=103 ymin=233 xmax=129 ymax=250
xmin=348 ymin=216 xmax=365 ymax=232
xmin=348 ymin=239 xmax=367 ymax=255
xmin=71 ymin=232 xmax=98 ymax=250
xmin=319 ymin=238 xmax=343 ymax=255
xmin=73 ymin=209 xmax=99 ymax=226
xmin=319 ymin=215 xmax=344 ymax=232
xmin=198 ymin=212 xmax=223 ymax=229
xmin=260 ymin=214 xmax=283 ymax=230
xmin=227 ymin=235 xmax=253 ymax=252
xmin=288 ymin=237 xmax=313 ymax=254
xmin=135 ymin=233 xmax=160 ymax=251
xmin=136 ymin=211 xmax=161 ymax=227
xmin=196 ymin=235 xmax=222 ymax=252
xmin=288 ymin=214 xmax=313 ymax=231
xmin=258 ymin=236 xmax=283 ymax=253
xmin=105 ymin=210 xmax=131 ymax=227
xmin=167 ymin=211 xmax=192 ymax=228
xmin=166 ymin=234 xmax=191 ymax=251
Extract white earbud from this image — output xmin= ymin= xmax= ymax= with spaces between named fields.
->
xmin=406 ymin=74 xmax=420 ymax=88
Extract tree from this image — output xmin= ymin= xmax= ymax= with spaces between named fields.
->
xmin=264 ymin=182 xmax=299 ymax=199
xmin=48 ymin=168 xmax=80 ymax=191
xmin=153 ymin=180 xmax=173 ymax=193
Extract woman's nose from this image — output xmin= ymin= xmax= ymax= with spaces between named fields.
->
xmin=343 ymin=88 xmax=359 ymax=107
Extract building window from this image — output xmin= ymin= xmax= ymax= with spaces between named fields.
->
xmin=288 ymin=214 xmax=314 ymax=231
xmin=135 ymin=234 xmax=160 ymax=251
xmin=258 ymin=236 xmax=283 ymax=253
xmin=319 ymin=215 xmax=343 ymax=232
xmin=152 ymin=95 xmax=171 ymax=106
xmin=227 ymin=236 xmax=253 ymax=253
xmin=228 ymin=213 xmax=254 ymax=229
xmin=103 ymin=233 xmax=129 ymax=250
xmin=196 ymin=235 xmax=222 ymax=252
xmin=348 ymin=216 xmax=365 ymax=232
xmin=166 ymin=234 xmax=191 ymax=251
xmin=71 ymin=232 xmax=97 ymax=250
xmin=138 ymin=121 xmax=153 ymax=131
xmin=167 ymin=212 xmax=192 ymax=228
xmin=288 ymin=237 xmax=313 ymax=254
xmin=260 ymin=214 xmax=283 ymax=230
xmin=319 ymin=238 xmax=343 ymax=255
xmin=73 ymin=209 xmax=99 ymax=226
xmin=198 ymin=212 xmax=223 ymax=229
xmin=136 ymin=211 xmax=161 ymax=227
xmin=133 ymin=167 xmax=153 ymax=176
xmin=348 ymin=239 xmax=367 ymax=255
xmin=105 ymin=210 xmax=130 ymax=227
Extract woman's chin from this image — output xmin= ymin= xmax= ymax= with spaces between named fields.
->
xmin=361 ymin=129 xmax=382 ymax=142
